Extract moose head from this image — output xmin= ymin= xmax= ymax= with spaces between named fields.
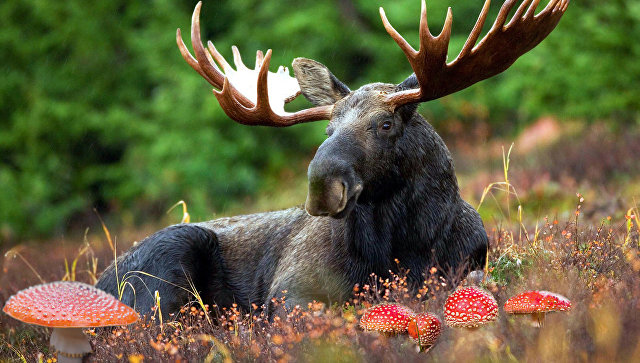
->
xmin=177 ymin=0 xmax=568 ymax=218
xmin=96 ymin=0 xmax=569 ymax=319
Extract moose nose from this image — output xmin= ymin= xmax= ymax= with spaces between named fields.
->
xmin=305 ymin=178 xmax=348 ymax=216
xmin=305 ymin=131 xmax=364 ymax=217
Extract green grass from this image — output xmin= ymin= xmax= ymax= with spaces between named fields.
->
xmin=2 ymin=122 xmax=640 ymax=362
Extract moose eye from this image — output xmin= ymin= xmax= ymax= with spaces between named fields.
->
xmin=380 ymin=121 xmax=392 ymax=131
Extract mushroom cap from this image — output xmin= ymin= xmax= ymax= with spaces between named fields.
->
xmin=360 ymin=303 xmax=414 ymax=334
xmin=408 ymin=312 xmax=441 ymax=347
xmin=504 ymin=290 xmax=571 ymax=314
xmin=3 ymin=281 xmax=138 ymax=328
xmin=444 ymin=286 xmax=498 ymax=328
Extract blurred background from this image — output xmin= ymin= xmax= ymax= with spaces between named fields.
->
xmin=0 ymin=0 xmax=638 ymax=246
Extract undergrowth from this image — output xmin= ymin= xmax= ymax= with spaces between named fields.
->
xmin=2 ymin=129 xmax=640 ymax=362
xmin=1 ymin=198 xmax=639 ymax=362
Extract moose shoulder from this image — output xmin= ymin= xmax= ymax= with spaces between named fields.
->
xmin=96 ymin=0 xmax=569 ymax=316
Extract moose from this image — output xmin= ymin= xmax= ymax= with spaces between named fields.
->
xmin=97 ymin=0 xmax=568 ymax=316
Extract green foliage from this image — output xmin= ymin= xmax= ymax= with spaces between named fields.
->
xmin=474 ymin=0 xmax=640 ymax=127
xmin=489 ymin=254 xmax=531 ymax=286
xmin=0 ymin=0 xmax=636 ymax=240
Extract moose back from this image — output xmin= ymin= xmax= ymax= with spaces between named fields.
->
xmin=96 ymin=0 xmax=568 ymax=316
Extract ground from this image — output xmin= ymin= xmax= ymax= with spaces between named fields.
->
xmin=1 ymin=120 xmax=639 ymax=362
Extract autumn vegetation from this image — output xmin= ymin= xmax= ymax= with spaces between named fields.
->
xmin=1 ymin=0 xmax=639 ymax=361
xmin=2 ymin=122 xmax=640 ymax=362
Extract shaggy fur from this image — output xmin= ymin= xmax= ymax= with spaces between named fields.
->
xmin=96 ymin=61 xmax=488 ymax=317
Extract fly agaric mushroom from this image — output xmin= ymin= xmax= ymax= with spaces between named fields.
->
xmin=444 ymin=286 xmax=498 ymax=329
xmin=359 ymin=303 xmax=414 ymax=334
xmin=504 ymin=290 xmax=571 ymax=327
xmin=408 ymin=312 xmax=441 ymax=351
xmin=3 ymin=281 xmax=138 ymax=363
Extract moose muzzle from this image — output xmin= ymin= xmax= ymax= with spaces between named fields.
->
xmin=305 ymin=136 xmax=363 ymax=218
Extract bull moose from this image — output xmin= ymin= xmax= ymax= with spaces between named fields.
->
xmin=97 ymin=0 xmax=568 ymax=316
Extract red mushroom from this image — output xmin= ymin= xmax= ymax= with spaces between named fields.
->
xmin=3 ymin=281 xmax=138 ymax=363
xmin=504 ymin=290 xmax=571 ymax=327
xmin=444 ymin=286 xmax=498 ymax=329
xmin=408 ymin=312 xmax=441 ymax=351
xmin=359 ymin=303 xmax=414 ymax=334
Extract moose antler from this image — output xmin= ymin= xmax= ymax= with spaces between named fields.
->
xmin=176 ymin=2 xmax=333 ymax=126
xmin=179 ymin=1 xmax=568 ymax=124
xmin=381 ymin=0 xmax=569 ymax=108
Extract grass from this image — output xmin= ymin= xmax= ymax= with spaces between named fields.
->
xmin=1 ymin=122 xmax=640 ymax=362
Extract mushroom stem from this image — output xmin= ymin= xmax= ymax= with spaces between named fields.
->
xmin=50 ymin=327 xmax=92 ymax=363
xmin=530 ymin=312 xmax=546 ymax=327
xmin=3 ymin=281 xmax=138 ymax=363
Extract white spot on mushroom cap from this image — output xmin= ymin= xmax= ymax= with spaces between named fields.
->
xmin=2 ymin=281 xmax=138 ymax=328
xmin=408 ymin=312 xmax=442 ymax=346
xmin=360 ymin=303 xmax=415 ymax=334
xmin=504 ymin=290 xmax=572 ymax=314
xmin=443 ymin=286 xmax=498 ymax=328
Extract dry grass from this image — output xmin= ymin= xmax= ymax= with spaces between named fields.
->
xmin=2 ymin=212 xmax=639 ymax=362
xmin=2 ymin=124 xmax=640 ymax=362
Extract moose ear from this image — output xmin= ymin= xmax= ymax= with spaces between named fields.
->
xmin=396 ymin=74 xmax=419 ymax=92
xmin=395 ymin=74 xmax=419 ymax=118
xmin=292 ymin=58 xmax=350 ymax=106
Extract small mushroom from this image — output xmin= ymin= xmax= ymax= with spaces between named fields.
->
xmin=359 ymin=303 xmax=414 ymax=334
xmin=3 ymin=281 xmax=138 ymax=363
xmin=408 ymin=312 xmax=441 ymax=352
xmin=504 ymin=290 xmax=571 ymax=327
xmin=444 ymin=286 xmax=498 ymax=329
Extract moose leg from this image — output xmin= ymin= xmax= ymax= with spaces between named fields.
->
xmin=431 ymin=201 xmax=488 ymax=281
xmin=96 ymin=224 xmax=228 ymax=318
xmin=452 ymin=202 xmax=489 ymax=273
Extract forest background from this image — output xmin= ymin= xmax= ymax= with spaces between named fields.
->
xmin=0 ymin=0 xmax=637 ymax=244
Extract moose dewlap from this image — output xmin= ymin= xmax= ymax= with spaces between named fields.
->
xmin=95 ymin=0 xmax=569 ymax=318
